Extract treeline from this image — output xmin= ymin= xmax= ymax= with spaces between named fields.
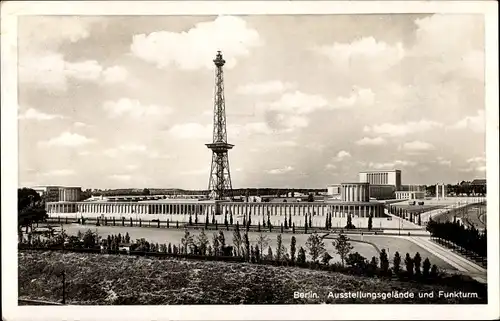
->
xmin=424 ymin=181 xmax=486 ymax=197
xmin=21 ymin=227 xmax=462 ymax=288
xmin=426 ymin=218 xmax=487 ymax=258
xmin=85 ymin=188 xmax=326 ymax=198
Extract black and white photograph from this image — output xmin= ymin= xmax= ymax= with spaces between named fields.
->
xmin=1 ymin=1 xmax=499 ymax=320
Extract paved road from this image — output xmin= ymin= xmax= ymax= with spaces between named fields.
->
xmin=404 ymin=235 xmax=487 ymax=283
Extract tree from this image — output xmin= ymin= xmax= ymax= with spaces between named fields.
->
xmin=393 ymin=252 xmax=401 ymax=275
xmin=346 ymin=252 xmax=367 ymax=270
xmin=256 ymin=233 xmax=269 ymax=256
xmin=212 ymin=213 xmax=216 ymax=225
xmin=205 ymin=213 xmax=209 ymax=228
xmin=422 ymin=258 xmax=431 ymax=278
xmin=197 ymin=229 xmax=209 ymax=255
xmin=218 ymin=231 xmax=226 ymax=255
xmin=418 ymin=213 xmax=422 ymax=226
xmin=254 ymin=245 xmax=261 ymax=263
xmin=275 ymin=234 xmax=286 ymax=262
xmin=379 ymin=249 xmax=389 ymax=275
xmin=244 ymin=233 xmax=250 ymax=261
xmin=181 ymin=230 xmax=194 ymax=254
xmin=306 ymin=232 xmax=326 ymax=263
xmin=413 ymin=252 xmax=422 ymax=276
xmin=284 ymin=217 xmax=288 ymax=229
xmin=212 ymin=232 xmax=220 ymax=256
xmin=345 ymin=214 xmax=355 ymax=229
xmin=267 ymin=246 xmax=274 ymax=260
xmin=430 ymin=264 xmax=439 ymax=278
xmin=82 ymin=229 xmax=97 ymax=248
xmin=280 ymin=223 xmax=284 ymax=233
xmin=321 ymin=252 xmax=333 ymax=265
xmin=232 ymin=227 xmax=243 ymax=256
xmin=288 ymin=214 xmax=292 ymax=229
xmin=307 ymin=193 xmax=314 ymax=202
xmin=404 ymin=253 xmax=414 ymax=276
xmin=125 ymin=232 xmax=130 ymax=244
xmin=142 ymin=188 xmax=150 ymax=196
xmin=368 ymin=215 xmax=373 ymax=231
xmin=297 ymin=247 xmax=306 ymax=264
xmin=292 ymin=222 xmax=296 ymax=234
xmin=189 ymin=214 xmax=193 ymax=226
xmin=18 ymin=188 xmax=47 ymax=235
xmin=334 ymin=233 xmax=354 ymax=267
xmin=290 ymin=236 xmax=297 ymax=264
xmin=309 ymin=214 xmax=312 ymax=228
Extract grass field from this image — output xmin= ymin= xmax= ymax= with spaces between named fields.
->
xmin=18 ymin=251 xmax=486 ymax=304
xmin=56 ymin=224 xmax=380 ymax=264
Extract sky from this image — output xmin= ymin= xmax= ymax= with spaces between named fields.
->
xmin=17 ymin=14 xmax=486 ymax=190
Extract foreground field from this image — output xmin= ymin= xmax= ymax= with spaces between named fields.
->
xmin=19 ymin=251 xmax=486 ymax=304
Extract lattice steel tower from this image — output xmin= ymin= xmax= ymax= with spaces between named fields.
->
xmin=206 ymin=51 xmax=234 ymax=200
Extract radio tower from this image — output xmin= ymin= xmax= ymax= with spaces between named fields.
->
xmin=206 ymin=51 xmax=234 ymax=201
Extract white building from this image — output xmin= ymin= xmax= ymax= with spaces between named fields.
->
xmin=359 ymin=170 xmax=402 ymax=190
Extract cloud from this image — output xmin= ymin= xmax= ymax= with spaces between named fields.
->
xmin=104 ymin=144 xmax=148 ymax=157
xmin=18 ymin=108 xmax=64 ymax=121
xmin=103 ymin=98 xmax=172 ymax=118
xmin=19 ymin=52 xmax=129 ymax=91
xmin=109 ymin=174 xmax=132 ymax=181
xmin=325 ymin=163 xmax=337 ymax=170
xmin=269 ymin=91 xmax=329 ymax=115
xmin=267 ymin=166 xmax=294 ymax=175
xmin=400 ymin=140 xmax=435 ymax=152
xmin=39 ymin=132 xmax=94 ymax=147
xmin=180 ymin=168 xmax=210 ymax=175
xmin=436 ymin=157 xmax=452 ymax=166
xmin=367 ymin=160 xmax=417 ymax=170
xmin=355 ymin=137 xmax=387 ymax=146
xmin=125 ymin=165 xmax=139 ymax=170
xmin=73 ymin=122 xmax=88 ymax=128
xmin=168 ymin=123 xmax=212 ymax=139
xmin=364 ymin=120 xmax=443 ymax=137
xmin=103 ymin=66 xmax=129 ymax=83
xmin=130 ymin=16 xmax=262 ymax=70
xmin=315 ymin=37 xmax=405 ymax=73
xmin=39 ymin=169 xmax=76 ymax=176
xmin=333 ymin=150 xmax=351 ymax=162
xmin=448 ymin=110 xmax=485 ymax=133
xmin=236 ymin=81 xmax=294 ymax=95
xmin=467 ymin=156 xmax=486 ymax=164
xmin=334 ymin=87 xmax=375 ymax=108
xmin=411 ymin=15 xmax=484 ymax=81
xmin=273 ymin=141 xmax=298 ymax=147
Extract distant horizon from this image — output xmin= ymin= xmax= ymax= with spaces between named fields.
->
xmin=20 ymin=178 xmax=486 ymax=192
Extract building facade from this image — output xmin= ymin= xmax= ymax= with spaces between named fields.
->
xmin=58 ymin=187 xmax=82 ymax=202
xmin=47 ymin=199 xmax=385 ymax=218
xmin=369 ymin=185 xmax=396 ymax=200
xmin=359 ymin=170 xmax=402 ymax=190
xmin=341 ymin=183 xmax=370 ymax=202
xmin=395 ymin=191 xmax=426 ymax=200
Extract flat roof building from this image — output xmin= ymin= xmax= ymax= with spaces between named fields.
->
xmin=359 ymin=170 xmax=402 ymax=190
